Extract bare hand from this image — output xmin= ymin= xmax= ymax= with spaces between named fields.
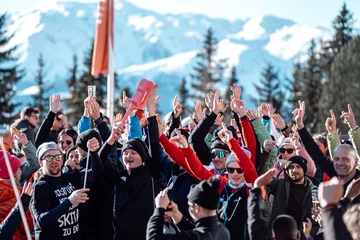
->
xmin=155 ymin=188 xmax=170 ymax=209
xmin=318 ymin=177 xmax=343 ymax=207
xmin=246 ymin=109 xmax=258 ymax=120
xmin=325 ymin=109 xmax=337 ymax=134
xmin=230 ymin=84 xmax=241 ymax=100
xmin=215 ymin=114 xmax=224 ymax=126
xmin=49 ymin=94 xmax=62 ymax=113
xmin=340 ymin=104 xmax=357 ymax=131
xmin=263 ymin=140 xmax=276 ymax=152
xmin=147 ymin=84 xmax=160 ymax=117
xmin=21 ymin=182 xmax=34 ymax=197
xmin=205 ymin=91 xmax=214 ymax=110
xmin=302 ymin=218 xmax=312 ymax=238
xmin=69 ymin=188 xmax=90 ymax=205
xmin=173 ymin=95 xmax=183 ymax=118
xmin=12 ymin=127 xmax=29 ymax=146
xmin=194 ymin=102 xmax=206 ymax=122
xmin=88 ymin=97 xmax=101 ymax=120
xmin=344 ymin=178 xmax=360 ymax=200
xmin=292 ymin=100 xmax=305 ymax=129
xmin=254 ymin=168 xmax=276 ymax=188
xmin=87 ymin=137 xmax=100 ymax=152
xmin=169 ymin=129 xmax=189 ymax=149
xmin=231 ymin=99 xmax=246 ymax=117
xmin=165 ymin=201 xmax=183 ymax=224
xmin=289 ymin=126 xmax=301 ymax=148
xmin=272 ymin=114 xmax=286 ymax=130
xmin=119 ymin=90 xmax=132 ymax=111
xmin=217 ymin=123 xmax=234 ymax=144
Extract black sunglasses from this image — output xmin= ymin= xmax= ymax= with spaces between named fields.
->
xmin=60 ymin=140 xmax=72 ymax=145
xmin=227 ymin=167 xmax=243 ymax=174
xmin=279 ymin=148 xmax=295 ymax=154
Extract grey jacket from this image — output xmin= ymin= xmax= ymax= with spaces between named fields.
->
xmin=20 ymin=142 xmax=40 ymax=182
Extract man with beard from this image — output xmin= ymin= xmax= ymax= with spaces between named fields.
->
xmin=30 ymin=139 xmax=103 ymax=240
xmin=266 ymin=156 xmax=316 ymax=237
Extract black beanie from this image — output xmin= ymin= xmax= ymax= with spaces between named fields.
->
xmin=76 ymin=129 xmax=102 ymax=152
xmin=187 ymin=177 xmax=220 ymax=210
xmin=210 ymin=139 xmax=230 ymax=152
xmin=285 ymin=155 xmax=308 ymax=174
xmin=170 ymin=128 xmax=190 ymax=141
xmin=121 ymin=138 xmax=147 ymax=162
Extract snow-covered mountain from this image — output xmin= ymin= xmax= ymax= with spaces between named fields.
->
xmin=7 ymin=0 xmax=331 ymax=114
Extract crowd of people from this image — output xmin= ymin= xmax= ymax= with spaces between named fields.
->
xmin=0 ymin=83 xmax=360 ymax=240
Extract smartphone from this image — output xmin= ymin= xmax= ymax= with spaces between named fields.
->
xmin=0 ymin=124 xmax=9 ymax=136
xmin=88 ymin=85 xmax=96 ymax=97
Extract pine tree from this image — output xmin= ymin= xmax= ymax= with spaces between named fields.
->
xmin=302 ymin=40 xmax=323 ymax=133
xmin=190 ymin=28 xmax=227 ymax=103
xmin=65 ymin=54 xmax=84 ymax=124
xmin=178 ymin=77 xmax=191 ymax=116
xmin=0 ymin=13 xmax=24 ymax=123
xmin=252 ymin=63 xmax=283 ymax=113
xmin=32 ymin=53 xmax=52 ymax=120
xmin=287 ymin=62 xmax=304 ymax=111
xmin=318 ymin=3 xmax=355 ymax=131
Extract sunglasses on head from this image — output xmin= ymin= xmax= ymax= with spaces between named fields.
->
xmin=279 ymin=148 xmax=295 ymax=154
xmin=227 ymin=167 xmax=243 ymax=174
xmin=42 ymin=154 xmax=63 ymax=162
xmin=211 ymin=150 xmax=228 ymax=159
xmin=60 ymin=140 xmax=72 ymax=145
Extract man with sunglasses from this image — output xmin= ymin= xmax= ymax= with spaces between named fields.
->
xmin=13 ymin=106 xmax=40 ymax=145
xmin=30 ymin=139 xmax=103 ymax=240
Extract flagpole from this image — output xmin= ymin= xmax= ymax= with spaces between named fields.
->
xmin=106 ymin=0 xmax=114 ymax=121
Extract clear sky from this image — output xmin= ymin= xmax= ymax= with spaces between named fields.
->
xmin=2 ymin=0 xmax=360 ymax=29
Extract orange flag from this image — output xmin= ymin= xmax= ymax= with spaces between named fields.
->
xmin=91 ymin=0 xmax=114 ymax=76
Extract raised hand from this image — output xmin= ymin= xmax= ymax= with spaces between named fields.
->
xmin=21 ymin=182 xmax=34 ymax=197
xmin=155 ymin=188 xmax=170 ymax=209
xmin=254 ymin=168 xmax=276 ymax=188
xmin=344 ymin=178 xmax=360 ymax=201
xmin=246 ymin=109 xmax=258 ymax=120
xmin=146 ymin=84 xmax=160 ymax=117
xmin=302 ymin=218 xmax=312 ymax=239
xmin=325 ymin=109 xmax=337 ymax=134
xmin=49 ymin=94 xmax=61 ymax=113
xmin=217 ymin=122 xmax=234 ymax=144
xmin=260 ymin=104 xmax=271 ymax=117
xmin=289 ymin=126 xmax=301 ymax=148
xmin=219 ymin=99 xmax=228 ymax=114
xmin=205 ymin=91 xmax=214 ymax=110
xmin=173 ymin=95 xmax=183 ymax=118
xmin=193 ymin=102 xmax=206 ymax=123
xmin=340 ymin=104 xmax=357 ymax=131
xmin=114 ymin=113 xmax=123 ymax=124
xmin=230 ymin=84 xmax=242 ymax=100
xmin=231 ymin=99 xmax=246 ymax=117
xmin=12 ymin=127 xmax=29 ymax=146
xmin=215 ymin=113 xmax=224 ymax=126
xmin=87 ymin=137 xmax=100 ymax=152
xmin=263 ymin=140 xmax=277 ymax=153
xmin=211 ymin=90 xmax=222 ymax=114
xmin=108 ymin=115 xmax=125 ymax=145
xmin=292 ymin=100 xmax=305 ymax=129
xmin=119 ymin=90 xmax=132 ymax=111
xmin=88 ymin=97 xmax=101 ymax=120
xmin=69 ymin=188 xmax=90 ymax=205
xmin=318 ymin=177 xmax=343 ymax=208
xmin=256 ymin=106 xmax=264 ymax=119
xmin=169 ymin=129 xmax=189 ymax=149
xmin=272 ymin=113 xmax=286 ymax=130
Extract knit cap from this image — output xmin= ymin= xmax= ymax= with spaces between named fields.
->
xmin=121 ymin=138 xmax=147 ymax=162
xmin=285 ymin=155 xmax=308 ymax=174
xmin=76 ymin=129 xmax=102 ymax=152
xmin=36 ymin=142 xmax=62 ymax=162
xmin=187 ymin=177 xmax=220 ymax=210
xmin=0 ymin=152 xmax=21 ymax=179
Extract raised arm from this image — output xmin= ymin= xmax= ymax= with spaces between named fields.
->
xmin=165 ymin=95 xmax=182 ymax=138
xmin=294 ymin=101 xmax=337 ymax=177
xmin=341 ymin=104 xmax=360 ymax=159
xmin=35 ymin=94 xmax=61 ymax=147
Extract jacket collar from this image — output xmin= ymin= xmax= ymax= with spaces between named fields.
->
xmin=195 ymin=215 xmax=219 ymax=230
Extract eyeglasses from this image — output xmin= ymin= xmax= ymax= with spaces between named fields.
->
xmin=279 ymin=148 xmax=295 ymax=154
xmin=60 ymin=140 xmax=72 ymax=145
xmin=227 ymin=167 xmax=243 ymax=174
xmin=42 ymin=154 xmax=63 ymax=162
xmin=211 ymin=150 xmax=228 ymax=159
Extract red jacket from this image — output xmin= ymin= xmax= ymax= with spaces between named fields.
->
xmin=239 ymin=117 xmax=257 ymax=166
xmin=0 ymin=180 xmax=34 ymax=240
xmin=160 ymin=134 xmax=259 ymax=196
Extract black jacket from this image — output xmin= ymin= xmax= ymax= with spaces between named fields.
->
xmin=0 ymin=194 xmax=31 ymax=240
xmin=267 ymin=175 xmax=315 ymax=233
xmin=218 ymin=184 xmax=249 ymax=240
xmin=100 ymin=116 xmax=161 ymax=240
xmin=298 ymin=127 xmax=360 ymax=204
xmin=146 ymin=208 xmax=231 ymax=240
xmin=35 ymin=111 xmax=60 ymax=147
